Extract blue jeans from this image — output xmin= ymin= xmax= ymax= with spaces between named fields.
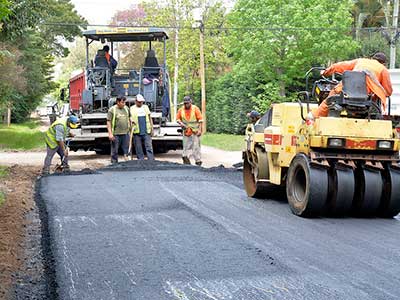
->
xmin=133 ymin=134 xmax=154 ymax=160
xmin=111 ymin=134 xmax=129 ymax=163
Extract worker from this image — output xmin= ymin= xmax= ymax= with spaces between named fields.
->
xmin=176 ymin=95 xmax=203 ymax=166
xmin=42 ymin=115 xmax=79 ymax=175
xmin=314 ymin=52 xmax=393 ymax=117
xmin=107 ymin=96 xmax=130 ymax=164
xmin=247 ymin=110 xmax=261 ymax=124
xmin=130 ymin=94 xmax=154 ymax=160
xmin=95 ymin=45 xmax=118 ymax=74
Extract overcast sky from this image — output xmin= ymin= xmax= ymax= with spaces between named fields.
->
xmin=70 ymin=0 xmax=140 ymax=25
xmin=71 ymin=0 xmax=235 ymax=25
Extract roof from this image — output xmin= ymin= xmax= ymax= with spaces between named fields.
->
xmin=82 ymin=27 xmax=169 ymax=42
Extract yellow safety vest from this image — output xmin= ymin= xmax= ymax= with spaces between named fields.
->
xmin=180 ymin=105 xmax=200 ymax=133
xmin=45 ymin=117 xmax=68 ymax=149
xmin=130 ymin=105 xmax=151 ymax=134
xmin=111 ymin=105 xmax=130 ymax=134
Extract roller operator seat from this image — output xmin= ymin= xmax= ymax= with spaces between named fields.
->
xmin=144 ymin=50 xmax=160 ymax=76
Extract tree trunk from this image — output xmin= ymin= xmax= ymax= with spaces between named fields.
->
xmin=6 ymin=105 xmax=11 ymax=127
xmin=276 ymin=67 xmax=286 ymax=98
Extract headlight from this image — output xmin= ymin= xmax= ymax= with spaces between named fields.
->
xmin=377 ymin=140 xmax=392 ymax=149
xmin=328 ymin=138 xmax=345 ymax=148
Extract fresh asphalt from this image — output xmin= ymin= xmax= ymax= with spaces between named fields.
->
xmin=39 ymin=161 xmax=400 ymax=300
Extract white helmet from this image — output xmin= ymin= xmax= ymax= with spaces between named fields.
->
xmin=136 ymin=94 xmax=145 ymax=102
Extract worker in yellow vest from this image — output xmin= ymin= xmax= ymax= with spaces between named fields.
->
xmin=107 ymin=96 xmax=131 ymax=164
xmin=176 ymin=96 xmax=203 ymax=166
xmin=130 ymin=94 xmax=154 ymax=160
xmin=42 ymin=115 xmax=79 ymax=174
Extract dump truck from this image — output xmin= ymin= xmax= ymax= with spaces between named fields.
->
xmin=67 ymin=27 xmax=182 ymax=154
xmin=243 ymin=67 xmax=400 ymax=217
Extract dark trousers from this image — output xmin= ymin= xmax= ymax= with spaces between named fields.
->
xmin=133 ymin=134 xmax=154 ymax=160
xmin=43 ymin=145 xmax=68 ymax=169
xmin=111 ymin=134 xmax=129 ymax=163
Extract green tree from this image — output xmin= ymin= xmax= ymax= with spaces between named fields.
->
xmin=0 ymin=0 xmax=85 ymax=122
xmin=0 ymin=0 xmax=10 ymax=22
xmin=227 ymin=0 xmax=358 ymax=99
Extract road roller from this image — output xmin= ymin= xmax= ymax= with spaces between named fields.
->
xmin=243 ymin=68 xmax=400 ymax=217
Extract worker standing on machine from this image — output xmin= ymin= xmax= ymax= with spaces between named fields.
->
xmin=130 ymin=94 xmax=154 ymax=160
xmin=42 ymin=115 xmax=79 ymax=175
xmin=314 ymin=52 xmax=393 ymax=117
xmin=177 ymin=96 xmax=203 ymax=166
xmin=107 ymin=96 xmax=130 ymax=164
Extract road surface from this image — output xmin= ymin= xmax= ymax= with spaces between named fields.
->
xmin=39 ymin=161 xmax=400 ymax=300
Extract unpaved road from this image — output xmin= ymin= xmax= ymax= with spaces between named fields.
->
xmin=38 ymin=161 xmax=400 ymax=300
xmin=0 ymin=146 xmax=241 ymax=170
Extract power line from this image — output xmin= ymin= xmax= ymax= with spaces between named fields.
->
xmin=42 ymin=22 xmax=399 ymax=32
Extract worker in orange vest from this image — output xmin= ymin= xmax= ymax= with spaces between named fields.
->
xmin=177 ymin=96 xmax=203 ymax=166
xmin=102 ymin=45 xmax=118 ymax=74
xmin=314 ymin=52 xmax=393 ymax=117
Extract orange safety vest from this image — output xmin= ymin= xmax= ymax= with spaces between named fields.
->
xmin=180 ymin=105 xmax=200 ymax=136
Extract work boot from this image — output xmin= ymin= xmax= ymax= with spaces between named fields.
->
xmin=41 ymin=167 xmax=50 ymax=175
xmin=62 ymin=164 xmax=71 ymax=173
xmin=182 ymin=156 xmax=191 ymax=165
xmin=195 ymin=161 xmax=202 ymax=166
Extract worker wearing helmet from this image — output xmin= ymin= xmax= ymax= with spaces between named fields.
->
xmin=107 ymin=96 xmax=131 ymax=164
xmin=130 ymin=94 xmax=154 ymax=160
xmin=176 ymin=96 xmax=203 ymax=166
xmin=314 ymin=52 xmax=393 ymax=117
xmin=42 ymin=115 xmax=79 ymax=174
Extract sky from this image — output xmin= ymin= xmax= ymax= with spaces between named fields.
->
xmin=70 ymin=0 xmax=235 ymax=25
xmin=70 ymin=0 xmax=140 ymax=25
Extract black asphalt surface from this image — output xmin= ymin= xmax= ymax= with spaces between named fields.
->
xmin=39 ymin=161 xmax=400 ymax=300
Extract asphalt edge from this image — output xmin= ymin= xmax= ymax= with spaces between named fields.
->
xmin=34 ymin=177 xmax=59 ymax=300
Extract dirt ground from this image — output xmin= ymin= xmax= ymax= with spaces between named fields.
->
xmin=0 ymin=165 xmax=46 ymax=299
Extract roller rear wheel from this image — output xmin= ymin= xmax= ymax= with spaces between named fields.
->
xmin=286 ymin=154 xmax=328 ymax=217
xmin=353 ymin=167 xmax=383 ymax=216
xmin=379 ymin=166 xmax=400 ymax=218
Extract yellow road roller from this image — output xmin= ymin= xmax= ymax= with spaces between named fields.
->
xmin=243 ymin=68 xmax=400 ymax=217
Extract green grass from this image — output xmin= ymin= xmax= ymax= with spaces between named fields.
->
xmin=0 ymin=166 xmax=8 ymax=178
xmin=0 ymin=166 xmax=7 ymax=207
xmin=0 ymin=120 xmax=45 ymax=151
xmin=202 ymin=133 xmax=244 ymax=151
xmin=0 ymin=191 xmax=4 ymax=207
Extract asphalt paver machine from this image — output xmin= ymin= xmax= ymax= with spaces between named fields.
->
xmin=68 ymin=27 xmax=182 ymax=153
xmin=243 ymin=67 xmax=400 ymax=217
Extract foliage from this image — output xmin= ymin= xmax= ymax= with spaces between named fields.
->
xmin=0 ymin=0 xmax=10 ymax=21
xmin=227 ymin=0 xmax=358 ymax=98
xmin=0 ymin=120 xmax=44 ymax=150
xmin=141 ymin=0 xmax=229 ymax=99
xmin=202 ymin=132 xmax=244 ymax=151
xmin=207 ymin=73 xmax=256 ymax=134
xmin=0 ymin=0 xmax=85 ymax=123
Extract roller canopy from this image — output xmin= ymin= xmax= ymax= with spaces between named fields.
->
xmin=83 ymin=27 xmax=169 ymax=42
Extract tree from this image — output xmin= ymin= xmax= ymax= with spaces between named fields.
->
xmin=0 ymin=0 xmax=10 ymax=22
xmin=227 ymin=0 xmax=358 ymax=98
xmin=0 ymin=0 xmax=85 ymax=122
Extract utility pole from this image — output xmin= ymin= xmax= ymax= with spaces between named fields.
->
xmin=173 ymin=0 xmax=180 ymax=119
xmin=199 ymin=21 xmax=206 ymax=133
xmin=390 ymin=0 xmax=399 ymax=69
